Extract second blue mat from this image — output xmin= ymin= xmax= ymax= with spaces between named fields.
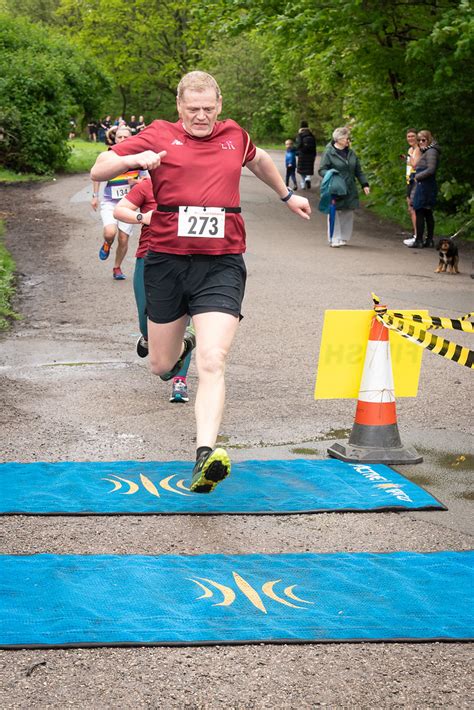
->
xmin=0 ymin=459 xmax=445 ymax=514
xmin=0 ymin=552 xmax=471 ymax=647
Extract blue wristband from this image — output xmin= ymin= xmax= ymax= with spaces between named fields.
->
xmin=280 ymin=189 xmax=294 ymax=202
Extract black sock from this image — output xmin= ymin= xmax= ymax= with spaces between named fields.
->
xmin=196 ymin=446 xmax=212 ymax=461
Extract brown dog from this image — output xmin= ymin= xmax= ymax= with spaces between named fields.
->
xmin=435 ymin=238 xmax=459 ymax=274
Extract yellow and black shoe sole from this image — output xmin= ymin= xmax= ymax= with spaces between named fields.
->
xmin=190 ymin=448 xmax=231 ymax=494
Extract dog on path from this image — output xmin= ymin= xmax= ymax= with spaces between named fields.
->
xmin=435 ymin=238 xmax=459 ymax=274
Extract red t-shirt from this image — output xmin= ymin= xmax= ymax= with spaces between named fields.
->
xmin=125 ymin=179 xmax=156 ymax=258
xmin=112 ymin=119 xmax=256 ymax=255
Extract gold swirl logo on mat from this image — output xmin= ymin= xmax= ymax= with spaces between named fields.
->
xmin=188 ymin=572 xmax=315 ymax=614
xmin=102 ymin=473 xmax=191 ymax=497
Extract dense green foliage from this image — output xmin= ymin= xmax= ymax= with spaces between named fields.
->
xmin=0 ymin=0 xmax=472 ymax=222
xmin=0 ymin=13 xmax=109 ymax=173
xmin=203 ymin=35 xmax=285 ymax=140
xmin=55 ymin=0 xmax=204 ymax=119
xmin=200 ymin=0 xmax=474 ymax=218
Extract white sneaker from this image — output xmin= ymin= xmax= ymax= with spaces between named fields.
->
xmin=403 ymin=237 xmax=416 ymax=247
xmin=339 ymin=240 xmax=348 ymax=246
xmin=330 ymin=242 xmax=341 ymax=248
xmin=136 ymin=335 xmax=149 ymax=358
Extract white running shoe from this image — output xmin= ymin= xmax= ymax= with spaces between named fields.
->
xmin=169 ymin=377 xmax=189 ymax=403
xmin=136 ymin=335 xmax=149 ymax=358
xmin=403 ymin=236 xmax=416 ymax=247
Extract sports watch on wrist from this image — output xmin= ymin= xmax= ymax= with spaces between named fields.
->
xmin=136 ymin=213 xmax=143 ymax=222
xmin=280 ymin=189 xmax=294 ymax=202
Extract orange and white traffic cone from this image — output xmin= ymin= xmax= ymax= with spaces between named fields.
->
xmin=327 ymin=307 xmax=422 ymax=464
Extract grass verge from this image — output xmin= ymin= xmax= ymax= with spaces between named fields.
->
xmin=0 ymin=221 xmax=19 ymax=331
xmin=0 ymin=168 xmax=51 ymax=183
xmin=62 ymin=138 xmax=107 ymax=174
xmin=362 ymin=187 xmax=474 ymax=241
xmin=0 ymin=139 xmax=107 ymax=183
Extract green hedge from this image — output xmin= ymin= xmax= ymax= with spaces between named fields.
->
xmin=0 ymin=14 xmax=110 ymax=174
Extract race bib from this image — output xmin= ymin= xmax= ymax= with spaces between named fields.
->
xmin=178 ymin=206 xmax=225 ymax=238
xmin=110 ymin=184 xmax=131 ymax=200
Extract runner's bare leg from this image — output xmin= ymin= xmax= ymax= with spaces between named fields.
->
xmin=192 ymin=311 xmax=240 ymax=449
xmin=114 ymin=228 xmax=129 ymax=270
xmin=148 ymin=315 xmax=188 ymax=375
xmin=103 ymin=224 xmax=116 ymax=246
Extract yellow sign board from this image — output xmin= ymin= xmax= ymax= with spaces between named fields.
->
xmin=314 ymin=310 xmax=425 ymax=399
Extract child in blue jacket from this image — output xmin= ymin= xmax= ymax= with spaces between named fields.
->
xmin=284 ymin=139 xmax=298 ymax=190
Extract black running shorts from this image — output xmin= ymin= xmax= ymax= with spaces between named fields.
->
xmin=144 ymin=252 xmax=247 ymax=324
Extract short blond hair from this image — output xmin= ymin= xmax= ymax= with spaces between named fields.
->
xmin=115 ymin=125 xmax=132 ymax=137
xmin=177 ymin=71 xmax=221 ymax=101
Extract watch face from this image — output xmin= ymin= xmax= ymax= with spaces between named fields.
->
xmin=137 ymin=213 xmax=143 ymax=221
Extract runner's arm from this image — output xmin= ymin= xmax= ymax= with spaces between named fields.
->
xmin=409 ymin=146 xmax=421 ymax=168
xmin=247 ymin=148 xmax=311 ymax=219
xmin=90 ymin=150 xmax=167 ymax=181
xmin=113 ymin=196 xmax=153 ymax=226
xmin=91 ymin=180 xmax=100 ymax=211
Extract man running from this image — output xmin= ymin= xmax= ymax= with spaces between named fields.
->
xmin=91 ymin=71 xmax=311 ymax=493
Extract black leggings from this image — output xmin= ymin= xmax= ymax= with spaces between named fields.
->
xmin=415 ymin=208 xmax=434 ymax=242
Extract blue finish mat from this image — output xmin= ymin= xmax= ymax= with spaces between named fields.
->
xmin=0 ymin=552 xmax=471 ymax=647
xmin=0 ymin=459 xmax=445 ymax=515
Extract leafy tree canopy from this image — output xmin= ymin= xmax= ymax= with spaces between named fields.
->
xmin=54 ymin=0 xmax=206 ymax=119
xmin=198 ymin=0 xmax=474 ymax=213
xmin=0 ymin=13 xmax=110 ymax=173
xmin=1 ymin=0 xmax=472 ymax=218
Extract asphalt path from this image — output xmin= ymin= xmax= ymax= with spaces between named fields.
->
xmin=0 ymin=153 xmax=473 ymax=708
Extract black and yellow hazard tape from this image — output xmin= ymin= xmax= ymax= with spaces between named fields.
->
xmin=390 ymin=311 xmax=474 ymax=333
xmin=376 ymin=313 xmax=474 ymax=368
xmin=371 ymin=293 xmax=474 ymax=369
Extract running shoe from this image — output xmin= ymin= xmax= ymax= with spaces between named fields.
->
xmin=305 ymin=178 xmax=311 ymax=190
xmin=159 ymin=324 xmax=196 ymax=381
xmin=170 ymin=377 xmax=189 ymax=403
xmin=403 ymin=236 xmax=416 ymax=247
xmin=113 ymin=267 xmax=126 ymax=280
xmin=190 ymin=447 xmax=231 ymax=494
xmin=136 ymin=335 xmax=148 ymax=358
xmin=99 ymin=241 xmax=111 ymax=260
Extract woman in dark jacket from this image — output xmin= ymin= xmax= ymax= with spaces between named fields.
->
xmin=408 ymin=130 xmax=440 ymax=248
xmin=294 ymin=120 xmax=317 ymax=190
xmin=318 ymin=126 xmax=370 ymax=247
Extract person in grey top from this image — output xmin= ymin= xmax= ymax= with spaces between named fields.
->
xmin=406 ymin=130 xmax=441 ymax=249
